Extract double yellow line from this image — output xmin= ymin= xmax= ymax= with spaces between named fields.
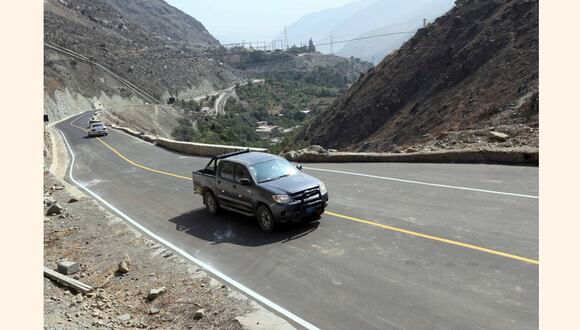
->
xmin=70 ymin=117 xmax=539 ymax=265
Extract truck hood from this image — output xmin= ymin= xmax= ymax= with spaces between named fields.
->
xmin=259 ymin=172 xmax=321 ymax=195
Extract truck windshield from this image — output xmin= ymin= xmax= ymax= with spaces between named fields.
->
xmin=249 ymin=159 xmax=298 ymax=183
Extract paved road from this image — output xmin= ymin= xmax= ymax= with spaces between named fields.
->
xmin=55 ymin=111 xmax=538 ymax=330
xmin=214 ymin=88 xmax=234 ymax=116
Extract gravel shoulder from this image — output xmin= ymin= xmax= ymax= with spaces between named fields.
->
xmin=44 ymin=127 xmax=295 ymax=329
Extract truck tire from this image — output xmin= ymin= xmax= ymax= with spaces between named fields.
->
xmin=256 ymin=205 xmax=276 ymax=233
xmin=203 ymin=191 xmax=219 ymax=215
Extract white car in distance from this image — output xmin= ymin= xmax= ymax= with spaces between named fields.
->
xmin=87 ymin=122 xmax=108 ymax=137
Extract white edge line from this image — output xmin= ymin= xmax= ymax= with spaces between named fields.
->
xmin=303 ymin=167 xmax=539 ymax=199
xmin=56 ymin=127 xmax=319 ymax=330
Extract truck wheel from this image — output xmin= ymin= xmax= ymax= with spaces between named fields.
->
xmin=256 ymin=205 xmax=276 ymax=233
xmin=203 ymin=192 xmax=219 ymax=215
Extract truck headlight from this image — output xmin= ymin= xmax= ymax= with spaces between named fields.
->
xmin=319 ymin=183 xmax=327 ymax=195
xmin=272 ymin=195 xmax=291 ymax=204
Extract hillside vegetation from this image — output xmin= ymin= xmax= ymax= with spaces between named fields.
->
xmin=173 ymin=77 xmax=340 ymax=148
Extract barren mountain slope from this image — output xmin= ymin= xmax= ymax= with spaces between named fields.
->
xmin=44 ymin=0 xmax=245 ymax=102
xmin=293 ymin=0 xmax=538 ymax=151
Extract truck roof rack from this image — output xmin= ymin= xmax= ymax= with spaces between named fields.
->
xmin=213 ymin=148 xmax=251 ymax=160
xmin=204 ymin=148 xmax=251 ymax=172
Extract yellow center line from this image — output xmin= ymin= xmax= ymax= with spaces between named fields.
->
xmin=97 ymin=138 xmax=192 ymax=180
xmin=325 ymin=211 xmax=538 ymax=265
xmin=70 ymin=118 xmax=191 ymax=181
xmin=68 ymin=116 xmax=539 ymax=265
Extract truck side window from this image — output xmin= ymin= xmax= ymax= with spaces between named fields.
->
xmin=235 ymin=165 xmax=251 ymax=184
xmin=220 ymin=162 xmax=235 ymax=181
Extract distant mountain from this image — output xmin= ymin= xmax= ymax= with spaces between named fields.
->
xmin=336 ymin=1 xmax=455 ymax=62
xmin=292 ymin=0 xmax=539 ymax=151
xmin=278 ymin=0 xmax=454 ymax=61
xmin=275 ymin=0 xmax=375 ymax=50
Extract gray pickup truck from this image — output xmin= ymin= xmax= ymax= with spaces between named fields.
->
xmin=192 ymin=149 xmax=328 ymax=232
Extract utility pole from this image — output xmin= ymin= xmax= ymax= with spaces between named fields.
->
xmin=330 ymin=34 xmax=334 ymax=54
xmin=423 ymin=18 xmax=427 ymax=27
xmin=284 ymin=25 xmax=289 ymax=50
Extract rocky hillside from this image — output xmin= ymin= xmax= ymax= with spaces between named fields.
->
xmin=221 ymin=50 xmax=372 ymax=84
xmin=44 ymin=0 xmax=245 ymax=103
xmin=293 ymin=0 xmax=538 ymax=152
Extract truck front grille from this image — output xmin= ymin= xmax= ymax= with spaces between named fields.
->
xmin=291 ymin=187 xmax=323 ymax=206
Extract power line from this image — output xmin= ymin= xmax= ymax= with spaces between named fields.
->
xmin=112 ymin=30 xmax=417 ymax=60
xmin=46 ymin=29 xmax=419 ymax=66
xmin=314 ymin=31 xmax=416 ymax=47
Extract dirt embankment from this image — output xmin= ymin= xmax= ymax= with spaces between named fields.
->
xmin=44 ymin=49 xmax=185 ymax=138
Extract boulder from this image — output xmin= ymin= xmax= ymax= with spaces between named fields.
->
xmin=149 ymin=308 xmax=160 ymax=315
xmin=308 ymin=145 xmax=326 ymax=154
xmin=46 ymin=203 xmax=63 ymax=215
xmin=117 ymin=255 xmax=131 ymax=274
xmin=193 ymin=309 xmax=205 ymax=320
xmin=147 ymin=287 xmax=166 ymax=301
xmin=283 ymin=150 xmax=297 ymax=161
xmin=488 ymin=131 xmax=509 ymax=141
xmin=44 ymin=196 xmax=56 ymax=206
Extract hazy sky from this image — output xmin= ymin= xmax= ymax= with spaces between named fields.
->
xmin=165 ymin=0 xmax=355 ymax=44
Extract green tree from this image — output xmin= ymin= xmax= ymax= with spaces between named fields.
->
xmin=308 ymin=38 xmax=316 ymax=52
xmin=172 ymin=118 xmax=196 ymax=141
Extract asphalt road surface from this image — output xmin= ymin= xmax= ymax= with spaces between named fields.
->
xmin=55 ymin=111 xmax=538 ymax=330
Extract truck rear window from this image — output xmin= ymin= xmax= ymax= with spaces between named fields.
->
xmin=220 ymin=162 xmax=234 ymax=181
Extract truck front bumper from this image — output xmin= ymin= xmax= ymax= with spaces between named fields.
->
xmin=270 ymin=193 xmax=329 ymax=223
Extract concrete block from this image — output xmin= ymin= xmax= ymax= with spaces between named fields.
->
xmin=57 ymin=260 xmax=80 ymax=275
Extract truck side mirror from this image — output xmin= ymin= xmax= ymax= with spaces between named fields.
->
xmin=239 ymin=178 xmax=251 ymax=185
xmin=296 ymin=165 xmax=303 ymax=171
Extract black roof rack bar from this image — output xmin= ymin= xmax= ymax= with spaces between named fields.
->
xmin=204 ymin=148 xmax=251 ymax=171
xmin=214 ymin=148 xmax=251 ymax=160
